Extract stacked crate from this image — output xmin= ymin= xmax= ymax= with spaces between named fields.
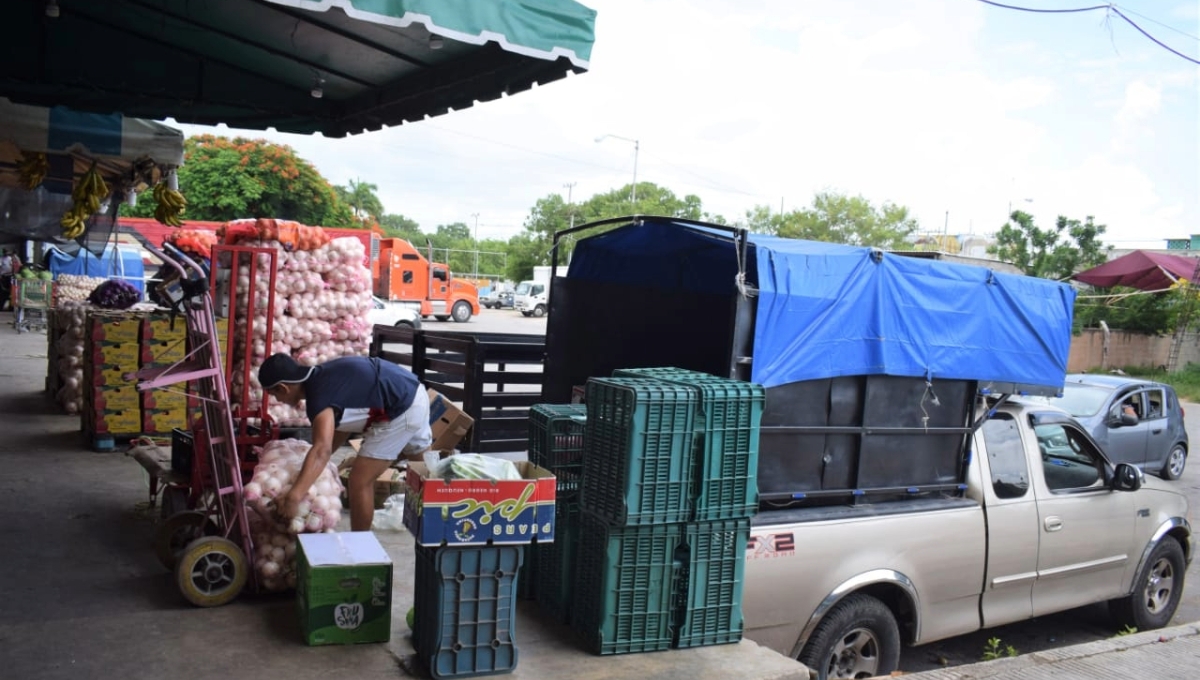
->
xmin=413 ymin=544 xmax=523 ymax=679
xmin=524 ymin=404 xmax=587 ymax=620
xmin=83 ymin=312 xmax=146 ymax=443
xmin=568 ymin=370 xmax=764 ymax=654
xmin=140 ymin=315 xmax=189 ymax=435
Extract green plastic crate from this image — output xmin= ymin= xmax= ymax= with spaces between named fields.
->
xmin=571 ymin=513 xmax=682 ymax=655
xmin=675 ymin=520 xmax=750 ymax=648
xmin=582 ymin=378 xmax=698 ymax=526
xmin=528 ymin=403 xmax=587 ymax=497
xmin=413 ymin=544 xmax=523 ymax=679
xmin=533 ymin=501 xmax=581 ymax=623
xmin=613 ymin=368 xmax=765 ymax=521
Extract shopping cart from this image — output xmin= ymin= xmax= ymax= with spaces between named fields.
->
xmin=130 ymin=242 xmax=277 ymax=606
xmin=12 ymin=278 xmax=52 ymax=333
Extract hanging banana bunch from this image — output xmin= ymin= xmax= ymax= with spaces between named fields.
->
xmin=60 ymin=164 xmax=109 ymax=240
xmin=17 ymin=151 xmax=50 ymax=190
xmin=152 ymin=181 xmax=187 ymax=227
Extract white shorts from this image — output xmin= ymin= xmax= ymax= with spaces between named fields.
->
xmin=353 ymin=387 xmax=433 ymax=461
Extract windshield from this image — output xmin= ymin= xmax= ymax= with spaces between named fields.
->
xmin=1032 ymin=384 xmax=1113 ymax=417
xmin=514 ymin=282 xmax=531 ymax=295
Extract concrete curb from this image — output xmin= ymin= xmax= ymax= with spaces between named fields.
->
xmin=900 ymin=622 xmax=1200 ymax=679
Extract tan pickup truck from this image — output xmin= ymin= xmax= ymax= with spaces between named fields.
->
xmin=744 ymin=398 xmax=1193 ymax=680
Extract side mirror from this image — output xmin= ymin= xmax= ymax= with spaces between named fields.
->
xmin=1111 ymin=462 xmax=1143 ymax=492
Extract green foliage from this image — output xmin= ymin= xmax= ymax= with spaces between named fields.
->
xmin=1122 ymin=363 xmax=1200 ymax=403
xmin=743 ymin=192 xmax=918 ymax=248
xmin=981 ymin=637 xmax=1018 ymax=661
xmin=989 ymin=212 xmax=1111 ymax=280
xmin=338 ymin=179 xmax=384 ymax=220
xmin=122 ymin=134 xmax=355 ymax=226
xmin=378 ymin=213 xmax=423 ymax=241
xmin=1073 ymin=288 xmax=1183 ymax=335
xmin=1115 ymin=625 xmax=1139 ymax=637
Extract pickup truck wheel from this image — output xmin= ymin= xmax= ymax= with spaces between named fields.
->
xmin=798 ymin=593 xmax=900 ymax=680
xmin=451 ymin=301 xmax=472 ymax=323
xmin=1161 ymin=444 xmax=1187 ymax=480
xmin=1109 ymin=538 xmax=1185 ymax=631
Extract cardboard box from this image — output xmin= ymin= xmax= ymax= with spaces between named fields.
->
xmin=296 ymin=532 xmax=393 ymax=646
xmin=88 ymin=314 xmax=142 ymax=344
xmin=92 ymin=366 xmax=135 ymax=387
xmin=142 ymin=339 xmax=187 ymax=366
xmin=142 ymin=390 xmax=189 ymax=412
xmin=427 ymin=389 xmax=474 ymax=453
xmin=87 ymin=408 xmax=142 ymax=435
xmin=90 ymin=343 xmax=141 ymax=369
xmin=339 ymin=452 xmax=407 ymax=509
xmin=90 ymin=385 xmax=142 ymax=412
xmin=143 ymin=409 xmax=188 ymax=434
xmin=403 ymin=460 xmax=556 ymax=546
xmin=142 ymin=315 xmax=187 ymax=342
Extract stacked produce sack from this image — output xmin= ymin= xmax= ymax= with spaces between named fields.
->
xmin=51 ymin=302 xmax=89 ymax=414
xmin=222 ymin=228 xmax=374 ymax=428
xmin=55 ymin=275 xmax=107 ymax=304
xmin=243 ymin=438 xmax=345 ymax=591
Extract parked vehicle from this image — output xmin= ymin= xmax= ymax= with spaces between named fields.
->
xmin=373 ymin=238 xmax=479 ymax=322
xmin=533 ymin=216 xmax=1193 ymax=680
xmin=1031 ymin=374 xmax=1188 ymax=480
xmin=515 ymin=265 xmax=562 ymax=317
xmin=366 ymin=296 xmax=422 ymax=329
xmin=481 ymin=289 xmax=514 ymax=309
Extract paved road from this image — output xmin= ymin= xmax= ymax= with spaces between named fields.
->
xmin=427 ymin=306 xmax=547 ymax=335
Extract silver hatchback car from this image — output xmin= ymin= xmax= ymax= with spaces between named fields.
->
xmin=1039 ymin=374 xmax=1188 ymax=480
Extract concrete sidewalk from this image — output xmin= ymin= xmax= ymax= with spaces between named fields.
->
xmin=0 ymin=313 xmax=808 ymax=680
xmin=902 ymin=622 xmax=1200 ymax=679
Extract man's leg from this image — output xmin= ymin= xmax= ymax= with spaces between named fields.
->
xmin=347 ymin=455 xmax=392 ymax=531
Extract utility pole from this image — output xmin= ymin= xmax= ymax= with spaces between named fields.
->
xmin=563 ymin=182 xmax=577 ymax=230
xmin=471 ymin=212 xmax=480 ymax=280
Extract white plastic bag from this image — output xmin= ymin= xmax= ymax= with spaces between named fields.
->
xmin=431 ymin=453 xmax=522 ymax=481
xmin=372 ymin=494 xmax=405 ymax=531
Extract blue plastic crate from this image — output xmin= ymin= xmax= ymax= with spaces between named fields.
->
xmin=528 ymin=403 xmax=587 ymax=497
xmin=571 ymin=513 xmax=682 ymax=655
xmin=533 ymin=501 xmax=581 ymax=623
xmin=413 ymin=544 xmax=523 ymax=679
xmin=675 ymin=520 xmax=750 ymax=648
xmin=582 ymin=378 xmax=698 ymax=525
xmin=613 ymin=368 xmax=765 ymax=521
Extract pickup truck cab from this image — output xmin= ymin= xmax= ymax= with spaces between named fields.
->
xmin=745 ymin=398 xmax=1192 ymax=679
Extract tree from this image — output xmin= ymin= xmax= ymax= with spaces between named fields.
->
xmin=989 ymin=212 xmax=1111 ymax=280
xmin=775 ymin=192 xmax=918 ymax=248
xmin=122 ymin=134 xmax=355 ymax=226
xmin=339 ymin=179 xmax=384 ymax=221
xmin=378 ymin=213 xmax=423 ymax=241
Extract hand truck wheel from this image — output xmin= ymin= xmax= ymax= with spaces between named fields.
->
xmin=175 ymin=536 xmax=248 ymax=607
xmin=155 ymin=511 xmax=218 ymax=571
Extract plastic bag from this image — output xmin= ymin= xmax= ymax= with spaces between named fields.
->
xmin=372 ymin=494 xmax=405 ymax=531
xmin=431 ymin=454 xmax=522 ymax=481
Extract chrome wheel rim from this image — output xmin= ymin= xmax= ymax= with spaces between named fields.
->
xmin=1167 ymin=448 xmax=1186 ymax=478
xmin=825 ymin=627 xmax=881 ymax=679
xmin=1144 ymin=557 xmax=1176 ymax=614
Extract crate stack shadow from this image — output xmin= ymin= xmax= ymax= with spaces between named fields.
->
xmin=526 ymin=367 xmax=765 ymax=655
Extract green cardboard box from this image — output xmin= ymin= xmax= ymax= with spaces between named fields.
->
xmin=296 ymin=532 xmax=393 ymax=646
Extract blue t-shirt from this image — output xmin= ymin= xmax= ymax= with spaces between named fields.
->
xmin=303 ymin=357 xmax=420 ymax=425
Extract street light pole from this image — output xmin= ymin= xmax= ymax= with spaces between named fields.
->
xmin=563 ymin=182 xmax=577 ymax=229
xmin=471 ymin=212 xmax=480 ymax=279
xmin=595 ymin=134 xmax=639 ymax=205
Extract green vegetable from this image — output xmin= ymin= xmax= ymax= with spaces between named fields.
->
xmin=38 ymin=271 xmax=52 ymax=281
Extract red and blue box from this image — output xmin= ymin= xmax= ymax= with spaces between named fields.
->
xmin=404 ymin=461 xmax=557 ymax=546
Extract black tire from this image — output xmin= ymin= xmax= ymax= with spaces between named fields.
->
xmin=532 ymin=304 xmax=546 ymax=318
xmin=798 ymin=594 xmax=901 ymax=680
xmin=1109 ymin=538 xmax=1186 ymax=631
xmin=1161 ymin=444 xmax=1187 ymax=480
xmin=434 ymin=315 xmax=450 ymax=322
xmin=521 ymin=311 xmax=531 ymax=317
xmin=394 ymin=320 xmax=414 ymax=329
xmin=451 ymin=300 xmax=472 ymax=323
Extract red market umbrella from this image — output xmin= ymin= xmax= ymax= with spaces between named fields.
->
xmin=1072 ymin=250 xmax=1200 ymax=291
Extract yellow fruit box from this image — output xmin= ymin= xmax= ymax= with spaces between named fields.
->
xmin=143 ymin=409 xmax=188 ymax=435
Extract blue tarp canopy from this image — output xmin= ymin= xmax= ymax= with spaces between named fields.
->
xmin=46 ymin=246 xmax=145 ymax=293
xmin=566 ymin=219 xmax=1075 ymax=391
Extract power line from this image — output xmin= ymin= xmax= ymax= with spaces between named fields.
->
xmin=976 ymin=1 xmax=1200 ymax=65
xmin=1113 ymin=4 xmax=1200 ymax=42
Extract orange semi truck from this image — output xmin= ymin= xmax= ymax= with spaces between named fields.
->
xmin=373 ymin=238 xmax=480 ymax=323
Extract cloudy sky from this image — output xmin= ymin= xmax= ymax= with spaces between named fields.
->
xmin=173 ymin=0 xmax=1199 ymax=249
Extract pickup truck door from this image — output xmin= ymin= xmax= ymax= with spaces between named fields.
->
xmin=1030 ymin=420 xmax=1136 ymax=616
xmin=978 ymin=413 xmax=1040 ymax=627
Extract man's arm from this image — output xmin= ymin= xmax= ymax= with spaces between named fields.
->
xmin=280 ymin=407 xmax=336 ymax=518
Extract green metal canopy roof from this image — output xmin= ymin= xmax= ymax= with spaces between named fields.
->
xmin=0 ymin=0 xmax=595 ymax=137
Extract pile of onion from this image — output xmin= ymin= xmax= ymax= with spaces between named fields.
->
xmin=243 ymin=438 xmax=345 ymax=592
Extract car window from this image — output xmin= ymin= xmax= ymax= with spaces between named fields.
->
xmin=1118 ymin=392 xmax=1145 ymax=419
xmin=402 ymin=270 xmax=414 ymax=284
xmin=1144 ymin=389 xmax=1166 ymax=420
xmin=1034 ymin=422 xmax=1105 ymax=492
xmin=1037 ymin=384 xmax=1112 ymax=417
xmin=981 ymin=413 xmax=1030 ymax=499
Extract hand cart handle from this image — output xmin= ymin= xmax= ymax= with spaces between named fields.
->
xmin=145 ymin=241 xmax=207 ymax=280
